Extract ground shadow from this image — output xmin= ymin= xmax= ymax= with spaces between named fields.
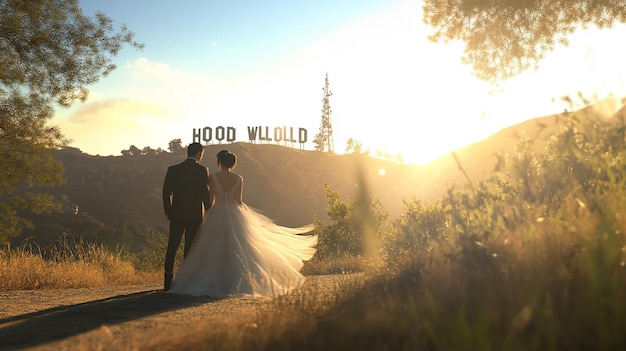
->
xmin=0 ymin=289 xmax=220 ymax=350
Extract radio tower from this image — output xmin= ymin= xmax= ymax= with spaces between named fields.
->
xmin=314 ymin=72 xmax=334 ymax=152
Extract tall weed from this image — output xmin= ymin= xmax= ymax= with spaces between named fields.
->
xmin=0 ymin=234 xmax=159 ymax=291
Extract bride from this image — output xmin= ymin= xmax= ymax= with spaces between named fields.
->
xmin=167 ymin=149 xmax=317 ymax=298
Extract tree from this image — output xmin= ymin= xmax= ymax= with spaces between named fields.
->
xmin=345 ymin=137 xmax=364 ymax=154
xmin=168 ymin=138 xmax=183 ymax=153
xmin=121 ymin=145 xmax=142 ymax=156
xmin=314 ymin=184 xmax=388 ymax=260
xmin=0 ymin=0 xmax=142 ymax=243
xmin=142 ymin=146 xmax=157 ymax=156
xmin=423 ymin=0 xmax=626 ymax=82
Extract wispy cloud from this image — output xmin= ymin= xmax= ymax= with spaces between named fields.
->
xmin=66 ymin=98 xmax=174 ymax=126
xmin=56 ymin=95 xmax=179 ymax=155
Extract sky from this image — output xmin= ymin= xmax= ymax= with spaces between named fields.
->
xmin=53 ymin=0 xmax=626 ymax=165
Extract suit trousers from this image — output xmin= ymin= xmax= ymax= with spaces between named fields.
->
xmin=164 ymin=219 xmax=201 ymax=290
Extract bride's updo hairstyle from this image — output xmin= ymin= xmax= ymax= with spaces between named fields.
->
xmin=217 ymin=149 xmax=237 ymax=169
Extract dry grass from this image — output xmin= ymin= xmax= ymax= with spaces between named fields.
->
xmin=301 ymin=254 xmax=369 ymax=275
xmin=0 ymin=237 xmax=160 ymax=291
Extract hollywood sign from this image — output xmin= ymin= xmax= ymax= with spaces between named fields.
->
xmin=192 ymin=126 xmax=309 ymax=145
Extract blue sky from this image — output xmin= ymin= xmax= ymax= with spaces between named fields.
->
xmin=53 ymin=0 xmax=626 ymax=165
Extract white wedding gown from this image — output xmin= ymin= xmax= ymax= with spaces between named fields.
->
xmin=167 ymin=173 xmax=317 ymax=298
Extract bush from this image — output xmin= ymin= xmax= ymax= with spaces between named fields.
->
xmin=128 ymin=229 xmax=183 ymax=272
xmin=313 ymin=184 xmax=388 ymax=262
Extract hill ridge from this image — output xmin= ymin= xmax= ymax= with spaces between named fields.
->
xmin=17 ymin=101 xmax=623 ymax=248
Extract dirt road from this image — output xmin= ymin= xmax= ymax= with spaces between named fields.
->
xmin=0 ymin=275 xmax=350 ymax=351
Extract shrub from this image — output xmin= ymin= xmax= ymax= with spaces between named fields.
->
xmin=313 ymin=184 xmax=388 ymax=261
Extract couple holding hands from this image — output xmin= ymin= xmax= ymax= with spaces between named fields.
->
xmin=162 ymin=143 xmax=317 ymax=298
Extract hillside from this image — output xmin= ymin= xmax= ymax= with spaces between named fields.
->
xmin=15 ymin=143 xmax=433 ymax=248
xmin=15 ymin=100 xmax=623 ymax=249
xmin=430 ymin=98 xmax=625 ymax=186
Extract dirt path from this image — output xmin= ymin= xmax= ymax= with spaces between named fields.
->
xmin=0 ymin=275 xmax=352 ymax=351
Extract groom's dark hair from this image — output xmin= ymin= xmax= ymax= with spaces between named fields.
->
xmin=187 ymin=142 xmax=204 ymax=157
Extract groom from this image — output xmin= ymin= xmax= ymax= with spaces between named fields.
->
xmin=162 ymin=142 xmax=211 ymax=291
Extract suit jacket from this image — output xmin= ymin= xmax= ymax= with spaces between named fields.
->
xmin=162 ymin=158 xmax=211 ymax=224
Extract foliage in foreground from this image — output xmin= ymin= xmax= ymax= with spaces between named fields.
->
xmin=424 ymin=0 xmax=626 ymax=82
xmin=182 ymin=110 xmax=626 ymax=350
xmin=0 ymin=0 xmax=142 ymax=243
xmin=0 ymin=235 xmax=159 ymax=290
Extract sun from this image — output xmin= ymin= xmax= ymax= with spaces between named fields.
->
xmin=378 ymin=168 xmax=386 ymax=176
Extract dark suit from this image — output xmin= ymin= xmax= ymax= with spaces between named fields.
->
xmin=162 ymin=157 xmax=211 ymax=290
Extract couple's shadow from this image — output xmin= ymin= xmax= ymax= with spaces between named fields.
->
xmin=0 ymin=288 xmax=219 ymax=350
